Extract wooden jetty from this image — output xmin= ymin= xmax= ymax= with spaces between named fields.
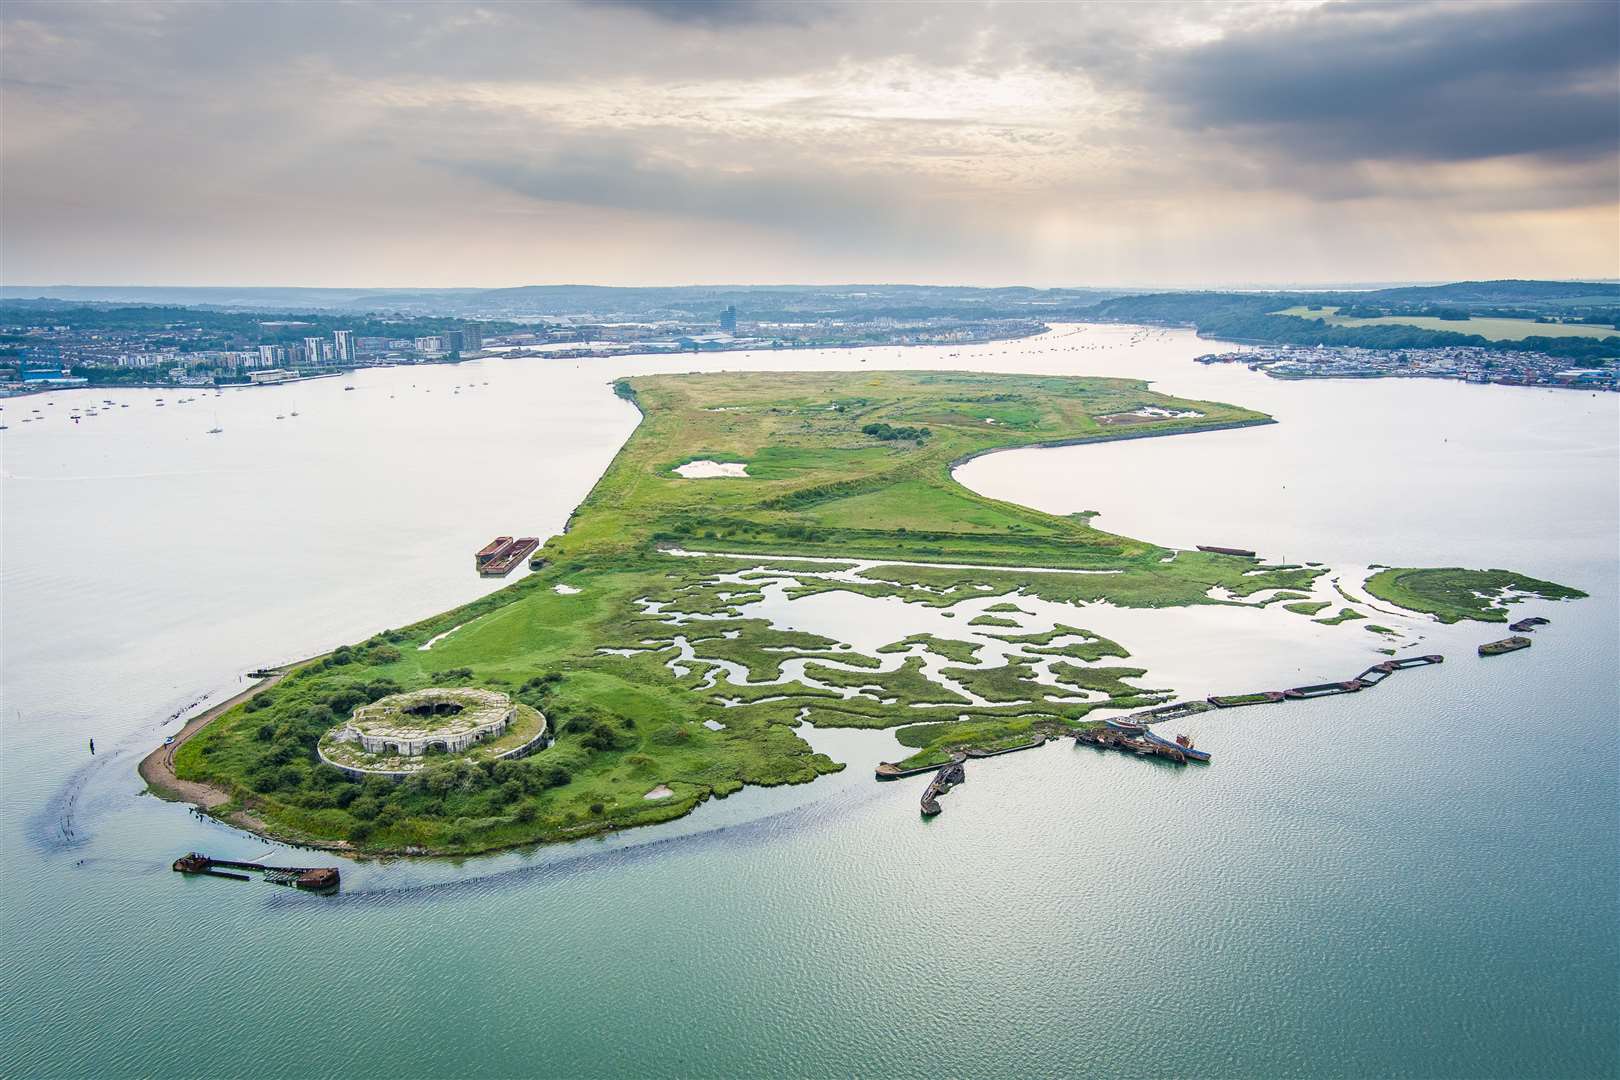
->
xmin=1479 ymin=636 xmax=1531 ymax=657
xmin=172 ymin=853 xmax=340 ymax=894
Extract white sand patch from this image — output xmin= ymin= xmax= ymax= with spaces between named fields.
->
xmin=554 ymin=583 xmax=580 ymax=595
xmin=644 ymin=784 xmax=675 ymax=800
xmin=674 ymin=460 xmax=748 ymax=479
xmin=703 ymin=719 xmax=726 ymax=731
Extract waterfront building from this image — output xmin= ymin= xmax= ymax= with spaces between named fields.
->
xmin=720 ymin=305 xmax=738 ymax=332
xmin=333 ymin=329 xmax=354 ymax=362
xmin=303 ymin=336 xmax=326 ymax=365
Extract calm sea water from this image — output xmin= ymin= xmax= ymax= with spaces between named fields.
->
xmin=2 ymin=325 xmax=1615 ymax=1078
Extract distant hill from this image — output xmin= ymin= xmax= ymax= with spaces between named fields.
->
xmin=0 ymin=282 xmax=1132 ymax=321
xmin=1087 ymin=282 xmax=1620 ymax=360
xmin=1360 ymin=280 xmax=1620 ymax=306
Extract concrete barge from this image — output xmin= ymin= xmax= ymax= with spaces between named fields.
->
xmin=964 ymin=735 xmax=1048 ymax=758
xmin=1197 ymin=544 xmax=1257 ymax=558
xmin=1479 ymin=636 xmax=1531 ymax=657
xmin=1509 ymin=616 xmax=1550 ymax=633
xmin=876 ymin=759 xmax=947 ymax=780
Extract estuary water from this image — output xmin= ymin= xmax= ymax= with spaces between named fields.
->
xmin=2 ymin=325 xmax=1616 ymax=1078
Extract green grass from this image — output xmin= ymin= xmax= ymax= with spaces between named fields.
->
xmin=1363 ymin=567 xmax=1586 ymax=623
xmin=1274 ymin=306 xmax=1620 ymax=341
xmin=1284 ymin=600 xmax=1331 ymax=616
xmin=1314 ymin=607 xmax=1365 ymax=625
xmin=172 ymin=371 xmax=1582 ymax=856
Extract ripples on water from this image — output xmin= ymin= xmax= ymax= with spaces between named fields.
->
xmin=2 ymin=325 xmax=1615 ymax=1077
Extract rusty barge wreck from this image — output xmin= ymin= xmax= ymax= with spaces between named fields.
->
xmin=172 ymin=853 xmax=340 ymax=895
xmin=475 ymin=535 xmax=540 ymax=577
xmin=920 ymin=758 xmax=966 ymax=817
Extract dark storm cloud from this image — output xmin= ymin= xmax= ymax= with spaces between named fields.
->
xmin=1150 ymin=0 xmax=1620 ymax=165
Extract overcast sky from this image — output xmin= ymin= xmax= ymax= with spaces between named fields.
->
xmin=2 ymin=0 xmax=1616 ymax=288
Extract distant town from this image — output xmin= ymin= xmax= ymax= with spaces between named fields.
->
xmin=4 ymin=278 xmax=1616 ymax=396
xmin=0 ymin=300 xmax=1044 ymax=395
xmin=1195 ymin=344 xmax=1618 ymax=391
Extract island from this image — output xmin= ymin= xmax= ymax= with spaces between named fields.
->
xmin=146 ymin=371 xmax=1586 ymax=854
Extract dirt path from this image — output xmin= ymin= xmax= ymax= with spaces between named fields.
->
xmin=138 ymin=669 xmax=289 ymax=809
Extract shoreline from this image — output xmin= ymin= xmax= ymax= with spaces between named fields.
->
xmin=137 ymin=657 xmax=358 ymax=855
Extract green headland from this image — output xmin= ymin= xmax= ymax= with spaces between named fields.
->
xmin=160 ymin=371 xmax=1586 ymax=855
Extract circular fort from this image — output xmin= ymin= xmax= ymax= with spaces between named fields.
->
xmin=318 ymin=687 xmax=548 ymax=778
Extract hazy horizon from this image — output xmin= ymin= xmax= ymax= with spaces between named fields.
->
xmin=3 ymin=0 xmax=1616 ymax=289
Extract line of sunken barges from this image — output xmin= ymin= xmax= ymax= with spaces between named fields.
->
xmin=475 ymin=535 xmax=540 ymax=577
xmin=878 ymin=650 xmax=1458 ymax=815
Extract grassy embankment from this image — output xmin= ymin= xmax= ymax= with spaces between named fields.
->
xmin=1272 ymin=306 xmax=1618 ymax=342
xmin=170 ymin=372 xmax=1581 ymax=855
xmin=1362 ymin=567 xmax=1587 ymax=624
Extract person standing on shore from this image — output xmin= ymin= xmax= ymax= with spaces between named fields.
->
xmin=89 ymin=738 xmax=95 ymax=754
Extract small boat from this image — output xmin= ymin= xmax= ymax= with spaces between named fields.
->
xmin=343 ymin=385 xmax=355 ymax=391
xmin=275 ymin=414 xmax=285 ymax=420
xmin=207 ymin=427 xmax=223 ymax=434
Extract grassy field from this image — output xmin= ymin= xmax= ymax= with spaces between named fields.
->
xmin=1275 ymin=306 xmax=1619 ymax=342
xmin=171 ymin=371 xmax=1584 ymax=855
xmin=1363 ymin=567 xmax=1586 ymax=624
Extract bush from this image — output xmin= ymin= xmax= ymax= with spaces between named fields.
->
xmin=861 ymin=422 xmax=930 ymax=443
xmin=514 ymin=803 xmax=538 ymax=823
xmin=582 ymin=720 xmax=629 ymax=752
xmin=588 ymin=802 xmax=605 ymax=816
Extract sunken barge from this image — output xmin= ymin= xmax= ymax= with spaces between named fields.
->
xmin=172 ymin=853 xmax=340 ymax=894
xmin=920 ymin=759 xmax=966 ymax=817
